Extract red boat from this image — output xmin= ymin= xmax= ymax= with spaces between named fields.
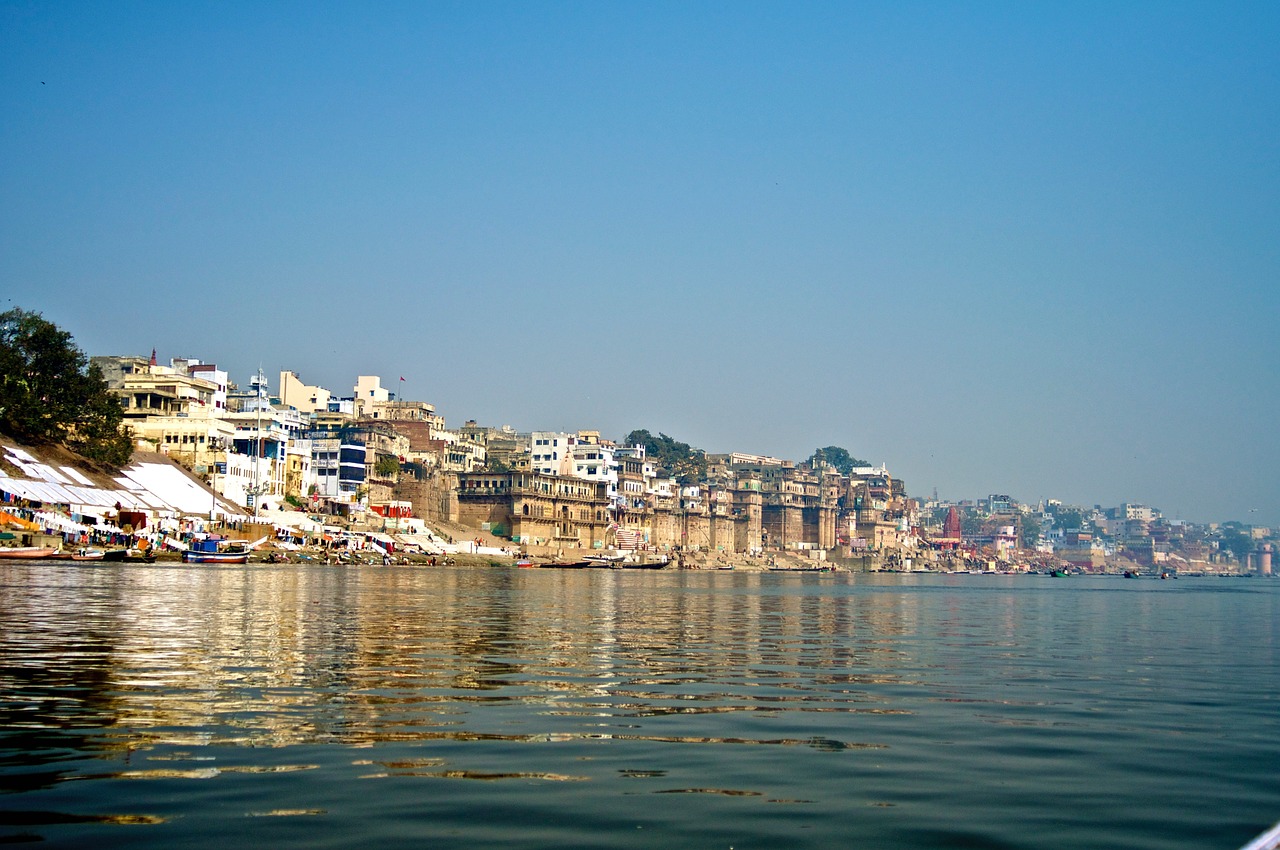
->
xmin=0 ymin=547 xmax=59 ymax=559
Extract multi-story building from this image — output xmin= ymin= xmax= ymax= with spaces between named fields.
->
xmin=306 ymin=428 xmax=366 ymax=504
xmin=456 ymin=471 xmax=612 ymax=549
xmin=416 ymin=431 xmax=485 ymax=472
xmin=530 ymin=432 xmax=578 ymax=477
xmin=218 ymin=372 xmax=309 ymax=510
xmin=359 ymin=422 xmax=410 ymax=506
xmin=353 ymin=375 xmax=390 ymax=418
xmin=94 ymin=354 xmax=223 ymax=420
xmin=364 ymin=399 xmax=445 ymax=431
xmin=614 ymin=445 xmax=655 ymax=506
xmin=284 ymin=437 xmax=315 ymax=501
xmin=1120 ymin=503 xmax=1159 ymax=523
xmin=570 ymin=440 xmax=619 ymax=505
xmin=1056 ymin=530 xmax=1106 ymax=568
xmin=171 ymin=359 xmax=228 ymax=412
xmin=137 ymin=416 xmax=236 ymax=475
xmin=278 ymin=370 xmax=332 ymax=414
xmin=93 ymin=354 xmax=236 ymax=481
xmin=455 ymin=421 xmax=525 ymax=470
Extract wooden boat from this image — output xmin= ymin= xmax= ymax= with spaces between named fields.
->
xmin=183 ymin=547 xmax=250 ymax=564
xmin=70 ymin=549 xmax=105 ymax=561
xmin=586 ymin=551 xmax=670 ymax=569
xmin=182 ymin=535 xmax=264 ymax=564
xmin=614 ymin=559 xmax=668 ymax=570
xmin=0 ymin=546 xmax=59 ymax=559
xmin=101 ymin=548 xmax=157 ymax=563
xmin=583 ymin=552 xmax=626 ymax=566
xmin=1239 ymin=819 xmax=1280 ymax=850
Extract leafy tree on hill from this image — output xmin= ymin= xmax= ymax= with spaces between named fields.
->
xmin=0 ymin=307 xmax=133 ymax=467
xmin=1055 ymin=509 xmax=1086 ymax=531
xmin=1218 ymin=524 xmax=1254 ymax=561
xmin=623 ymin=429 xmax=707 ymax=484
xmin=806 ymin=446 xmax=869 ymax=474
xmin=1019 ymin=514 xmax=1042 ymax=549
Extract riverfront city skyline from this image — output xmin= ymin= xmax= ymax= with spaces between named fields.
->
xmin=2 ymin=3 xmax=1277 ymax=526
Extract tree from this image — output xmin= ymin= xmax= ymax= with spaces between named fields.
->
xmin=623 ymin=429 xmax=707 ymax=484
xmin=1219 ymin=526 xmax=1253 ymax=561
xmin=0 ymin=308 xmax=133 ymax=466
xmin=806 ymin=446 xmax=869 ymax=475
xmin=1056 ymin=510 xmax=1085 ymax=531
xmin=374 ymin=454 xmax=400 ymax=477
xmin=1019 ymin=515 xmax=1041 ymax=549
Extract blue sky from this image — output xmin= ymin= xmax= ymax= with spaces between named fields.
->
xmin=2 ymin=2 xmax=1277 ymax=525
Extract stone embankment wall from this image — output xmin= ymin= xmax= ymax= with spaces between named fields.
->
xmin=394 ymin=467 xmax=458 ymax=525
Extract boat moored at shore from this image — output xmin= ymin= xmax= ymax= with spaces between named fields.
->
xmin=183 ymin=548 xmax=250 ymax=564
xmin=180 ymin=536 xmax=265 ymax=564
xmin=0 ymin=546 xmax=59 ymax=559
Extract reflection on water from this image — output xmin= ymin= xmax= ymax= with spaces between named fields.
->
xmin=1 ymin=563 xmax=1278 ymax=849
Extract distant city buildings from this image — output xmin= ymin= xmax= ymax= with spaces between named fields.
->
xmin=74 ymin=348 xmax=1272 ymax=568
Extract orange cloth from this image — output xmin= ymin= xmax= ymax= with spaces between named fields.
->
xmin=0 ymin=510 xmax=40 ymax=531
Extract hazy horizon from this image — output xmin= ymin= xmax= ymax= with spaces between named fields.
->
xmin=3 ymin=3 xmax=1276 ymax=526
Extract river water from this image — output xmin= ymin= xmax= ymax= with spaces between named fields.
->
xmin=0 ymin=563 xmax=1276 ymax=849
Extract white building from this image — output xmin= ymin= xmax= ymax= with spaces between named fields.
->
xmin=327 ymin=398 xmax=356 ymax=416
xmin=433 ymin=429 xmax=487 ymax=472
xmin=353 ymin=375 xmax=391 ymax=417
xmin=615 ymin=445 xmax=655 ymax=509
xmin=215 ymin=447 xmax=284 ymax=511
xmin=531 ymin=432 xmax=577 ymax=477
xmin=218 ymin=372 xmax=296 ymax=510
xmin=571 ymin=441 xmax=619 ymax=504
xmin=173 ymin=359 xmax=228 ymax=412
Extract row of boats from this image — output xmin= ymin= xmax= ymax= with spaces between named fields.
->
xmin=0 ymin=537 xmax=263 ymax=564
xmin=521 ymin=552 xmax=671 ymax=569
xmin=0 ymin=545 xmax=156 ymax=562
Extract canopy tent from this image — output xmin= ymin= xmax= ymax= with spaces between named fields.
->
xmin=394 ymin=534 xmax=445 ymax=554
xmin=263 ymin=511 xmax=325 ymax=534
xmin=0 ymin=475 xmax=155 ymax=510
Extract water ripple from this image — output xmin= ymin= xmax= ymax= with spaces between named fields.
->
xmin=0 ymin=565 xmax=1276 ymax=850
